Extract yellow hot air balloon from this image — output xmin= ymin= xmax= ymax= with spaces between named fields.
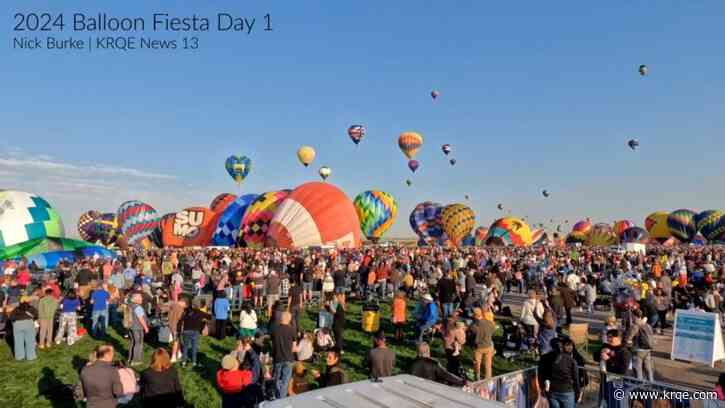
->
xmin=297 ymin=146 xmax=316 ymax=167
xmin=398 ymin=132 xmax=423 ymax=160
xmin=441 ymin=203 xmax=475 ymax=246
xmin=645 ymin=211 xmax=671 ymax=243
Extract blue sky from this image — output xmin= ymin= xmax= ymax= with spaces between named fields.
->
xmin=2 ymin=1 xmax=724 ymax=238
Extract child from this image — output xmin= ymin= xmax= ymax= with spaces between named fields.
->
xmin=297 ymin=332 xmax=314 ymax=362
xmin=239 ymin=303 xmax=258 ymax=338
xmin=287 ymin=362 xmax=310 ymax=396
xmin=392 ymin=291 xmax=407 ymax=341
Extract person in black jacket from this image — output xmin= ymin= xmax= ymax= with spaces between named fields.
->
xmin=594 ymin=329 xmax=631 ymax=375
xmin=538 ymin=337 xmax=580 ymax=408
xmin=10 ymin=296 xmax=39 ymax=360
xmin=141 ymin=348 xmax=184 ymax=407
xmin=312 ymin=347 xmax=347 ymax=387
xmin=180 ymin=304 xmax=211 ymax=367
xmin=410 ymin=342 xmax=465 ymax=386
xmin=332 ymin=293 xmax=346 ymax=351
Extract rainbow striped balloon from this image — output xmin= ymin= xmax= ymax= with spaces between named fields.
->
xmin=116 ymin=201 xmax=160 ymax=246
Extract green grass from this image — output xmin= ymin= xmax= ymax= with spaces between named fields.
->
xmin=0 ymin=300 xmax=535 ymax=408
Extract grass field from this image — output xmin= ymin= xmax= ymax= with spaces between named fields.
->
xmin=0 ymin=300 xmax=535 ymax=408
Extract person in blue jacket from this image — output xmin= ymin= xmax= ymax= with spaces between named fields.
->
xmin=415 ymin=294 xmax=439 ymax=343
xmin=213 ymin=291 xmax=231 ymax=340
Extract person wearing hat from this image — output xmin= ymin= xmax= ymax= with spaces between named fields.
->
xmin=470 ymin=307 xmax=495 ymax=380
xmin=415 ymin=293 xmax=439 ymax=343
xmin=9 ymin=295 xmax=39 ymax=360
xmin=217 ymin=354 xmax=253 ymax=408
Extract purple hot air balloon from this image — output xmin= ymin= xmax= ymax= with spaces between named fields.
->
xmin=408 ymin=160 xmax=420 ymax=173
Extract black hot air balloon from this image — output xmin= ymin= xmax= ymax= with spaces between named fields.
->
xmin=628 ymin=139 xmax=639 ymax=150
xmin=449 ymin=158 xmax=456 ymax=166
xmin=638 ymin=65 xmax=648 ymax=76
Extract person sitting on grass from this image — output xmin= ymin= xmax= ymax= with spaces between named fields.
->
xmin=288 ymin=362 xmax=310 ymax=396
xmin=217 ymin=354 xmax=253 ymax=408
xmin=410 ymin=342 xmax=466 ymax=386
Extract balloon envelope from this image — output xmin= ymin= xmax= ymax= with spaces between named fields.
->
xmin=225 ymin=155 xmax=252 ymax=184
xmin=353 ymin=191 xmax=398 ymax=241
xmin=297 ymin=146 xmax=316 ymax=167
xmin=240 ymin=190 xmax=291 ymax=249
xmin=409 ymin=201 xmax=447 ymax=244
xmin=645 ymin=211 xmax=671 ymax=243
xmin=441 ymin=204 xmax=475 ymax=247
xmin=408 ymin=160 xmax=419 ymax=173
xmin=116 ymin=201 xmax=159 ymax=246
xmin=622 ymin=226 xmax=648 ymax=244
xmin=267 ymin=182 xmax=361 ymax=249
xmin=210 ymin=194 xmax=237 ymax=214
xmin=162 ymin=207 xmax=217 ymax=247
xmin=212 ymin=194 xmax=259 ymax=246
xmin=0 ymin=191 xmax=65 ymax=249
xmin=474 ymin=227 xmax=488 ymax=246
xmin=695 ymin=210 xmax=725 ymax=241
xmin=77 ymin=210 xmax=101 ymax=242
xmin=398 ymin=132 xmax=423 ymax=160
xmin=319 ymin=166 xmax=332 ymax=181
xmin=348 ymin=125 xmax=365 ymax=145
xmin=667 ymin=209 xmax=697 ymax=243
xmin=485 ymin=218 xmax=532 ymax=247
xmin=586 ymin=223 xmax=618 ymax=246
xmin=613 ymin=220 xmax=634 ymax=238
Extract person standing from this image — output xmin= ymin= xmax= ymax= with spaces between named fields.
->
xmin=287 ymin=280 xmax=303 ymax=333
xmin=213 ymin=291 xmax=231 ymax=340
xmin=444 ymin=321 xmax=466 ymax=376
xmin=271 ymin=311 xmax=299 ymax=399
xmin=626 ymin=309 xmax=656 ymax=382
xmin=128 ymin=293 xmax=149 ymax=366
xmin=55 ymin=290 xmax=81 ymax=346
xmin=180 ymin=302 xmax=211 ymax=368
xmin=90 ymin=283 xmax=111 ymax=337
xmin=10 ymin=296 xmax=38 ymax=361
xmin=80 ymin=344 xmax=124 ymax=408
xmin=471 ymin=307 xmax=496 ymax=380
xmin=392 ymin=291 xmax=407 ymax=341
xmin=538 ymin=338 xmax=580 ymax=408
xmin=437 ymin=271 xmax=458 ymax=320
xmin=37 ymin=288 xmax=59 ymax=349
xmin=332 ymin=292 xmax=346 ymax=351
xmin=367 ymin=331 xmax=396 ymax=379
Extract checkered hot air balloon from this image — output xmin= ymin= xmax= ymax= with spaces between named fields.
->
xmin=0 ymin=190 xmax=66 ymax=249
xmin=353 ymin=191 xmax=398 ymax=242
xmin=240 ymin=190 xmax=291 ymax=249
xmin=77 ymin=210 xmax=101 ymax=242
xmin=225 ymin=155 xmax=252 ymax=185
xmin=116 ymin=201 xmax=160 ymax=246
xmin=441 ymin=204 xmax=475 ymax=247
xmin=211 ymin=194 xmax=259 ymax=246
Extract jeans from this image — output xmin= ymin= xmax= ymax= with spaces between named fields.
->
xmin=182 ymin=330 xmax=200 ymax=365
xmin=129 ymin=329 xmax=145 ymax=364
xmin=91 ymin=308 xmax=109 ymax=336
xmin=548 ymin=391 xmax=576 ymax=408
xmin=634 ymin=349 xmax=654 ymax=382
xmin=441 ymin=303 xmax=455 ymax=320
xmin=13 ymin=319 xmax=37 ymax=361
xmin=273 ymin=362 xmax=293 ymax=399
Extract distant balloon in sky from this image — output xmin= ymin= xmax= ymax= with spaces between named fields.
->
xmin=497 ymin=203 xmax=504 ymax=211
xmin=405 ymin=179 xmax=412 ymax=187
xmin=398 ymin=132 xmax=423 ymax=160
xmin=225 ymin=155 xmax=252 ymax=185
xmin=319 ymin=166 xmax=331 ymax=181
xmin=465 ymin=194 xmax=470 ymax=200
xmin=638 ymin=65 xmax=648 ymax=76
xmin=296 ymin=146 xmax=316 ymax=167
xmin=431 ymin=90 xmax=439 ymax=100
xmin=408 ymin=160 xmax=420 ymax=173
xmin=542 ymin=190 xmax=550 ymax=198
xmin=441 ymin=144 xmax=451 ymax=156
xmin=449 ymin=158 xmax=456 ymax=166
xmin=348 ymin=125 xmax=365 ymax=145
xmin=628 ymin=139 xmax=639 ymax=150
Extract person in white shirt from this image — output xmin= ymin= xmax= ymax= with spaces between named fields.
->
xmin=520 ymin=290 xmax=544 ymax=337
xmin=239 ymin=303 xmax=258 ymax=338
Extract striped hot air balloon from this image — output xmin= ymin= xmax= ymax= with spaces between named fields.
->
xmin=116 ymin=201 xmax=160 ymax=246
xmin=353 ymin=191 xmax=398 ymax=242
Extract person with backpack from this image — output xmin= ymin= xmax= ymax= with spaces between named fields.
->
xmin=626 ymin=309 xmax=656 ymax=382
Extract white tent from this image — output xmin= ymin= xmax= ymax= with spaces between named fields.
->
xmin=261 ymin=374 xmax=504 ymax=408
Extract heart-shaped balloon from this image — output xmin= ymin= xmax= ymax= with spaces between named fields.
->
xmin=225 ymin=155 xmax=252 ymax=184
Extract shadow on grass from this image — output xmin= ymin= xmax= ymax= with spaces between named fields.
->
xmin=37 ymin=367 xmax=76 ymax=408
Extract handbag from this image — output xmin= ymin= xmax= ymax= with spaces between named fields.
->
xmin=202 ymin=321 xmax=209 ymax=336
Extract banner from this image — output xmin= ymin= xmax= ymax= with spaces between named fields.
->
xmin=671 ymin=309 xmax=725 ymax=366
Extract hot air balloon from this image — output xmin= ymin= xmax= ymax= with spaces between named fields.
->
xmin=405 ymin=179 xmax=412 ymax=187
xmin=586 ymin=223 xmax=618 ymax=246
xmin=613 ymin=220 xmax=635 ymax=238
xmin=667 ymin=209 xmax=697 ymax=243
xmin=485 ymin=218 xmax=532 ymax=247
xmin=398 ymin=132 xmax=423 ymax=160
xmin=210 ymin=193 xmax=237 ymax=214
xmin=319 ymin=166 xmax=332 ymax=181
xmin=225 ymin=155 xmax=252 ymax=185
xmin=297 ymin=146 xmax=316 ymax=167
xmin=162 ymin=207 xmax=217 ymax=247
xmin=449 ymin=158 xmax=456 ymax=166
xmin=569 ymin=220 xmax=593 ymax=242
xmin=348 ymin=125 xmax=365 ymax=145
xmin=0 ymin=191 xmax=66 ymax=250
xmin=474 ymin=227 xmax=488 ymax=246
xmin=465 ymin=195 xmax=470 ymax=200
xmin=353 ymin=191 xmax=398 ymax=242
xmin=441 ymin=204 xmax=475 ymax=247
xmin=645 ymin=211 xmax=671 ymax=243
xmin=93 ymin=213 xmax=119 ymax=246
xmin=78 ymin=210 xmax=101 ymax=242
xmin=408 ymin=160 xmax=420 ymax=173
xmin=266 ymin=182 xmax=362 ymax=249
xmin=431 ymin=90 xmax=439 ymax=100
xmin=695 ymin=210 xmax=725 ymax=242
xmin=622 ymin=226 xmax=648 ymax=244
xmin=211 ymin=194 xmax=259 ymax=246
xmin=628 ymin=139 xmax=639 ymax=151
xmin=441 ymin=144 xmax=451 ymax=155
xmin=409 ymin=202 xmax=447 ymax=244
xmin=542 ymin=190 xmax=550 ymax=198
xmin=638 ymin=65 xmax=648 ymax=76
xmin=240 ymin=190 xmax=291 ymax=249
xmin=531 ymin=229 xmax=548 ymax=246
xmin=497 ymin=204 xmax=503 ymax=211
xmin=117 ymin=201 xmax=160 ymax=246
xmin=150 ymin=212 xmax=175 ymax=248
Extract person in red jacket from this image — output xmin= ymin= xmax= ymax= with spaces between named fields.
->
xmin=217 ymin=355 xmax=252 ymax=408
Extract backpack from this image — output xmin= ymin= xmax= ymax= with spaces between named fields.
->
xmin=120 ymin=304 xmax=133 ymax=329
xmin=117 ymin=367 xmax=138 ymax=395
xmin=636 ymin=324 xmax=656 ymax=350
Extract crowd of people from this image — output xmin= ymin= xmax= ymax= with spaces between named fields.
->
xmin=1 ymin=243 xmax=725 ymax=407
